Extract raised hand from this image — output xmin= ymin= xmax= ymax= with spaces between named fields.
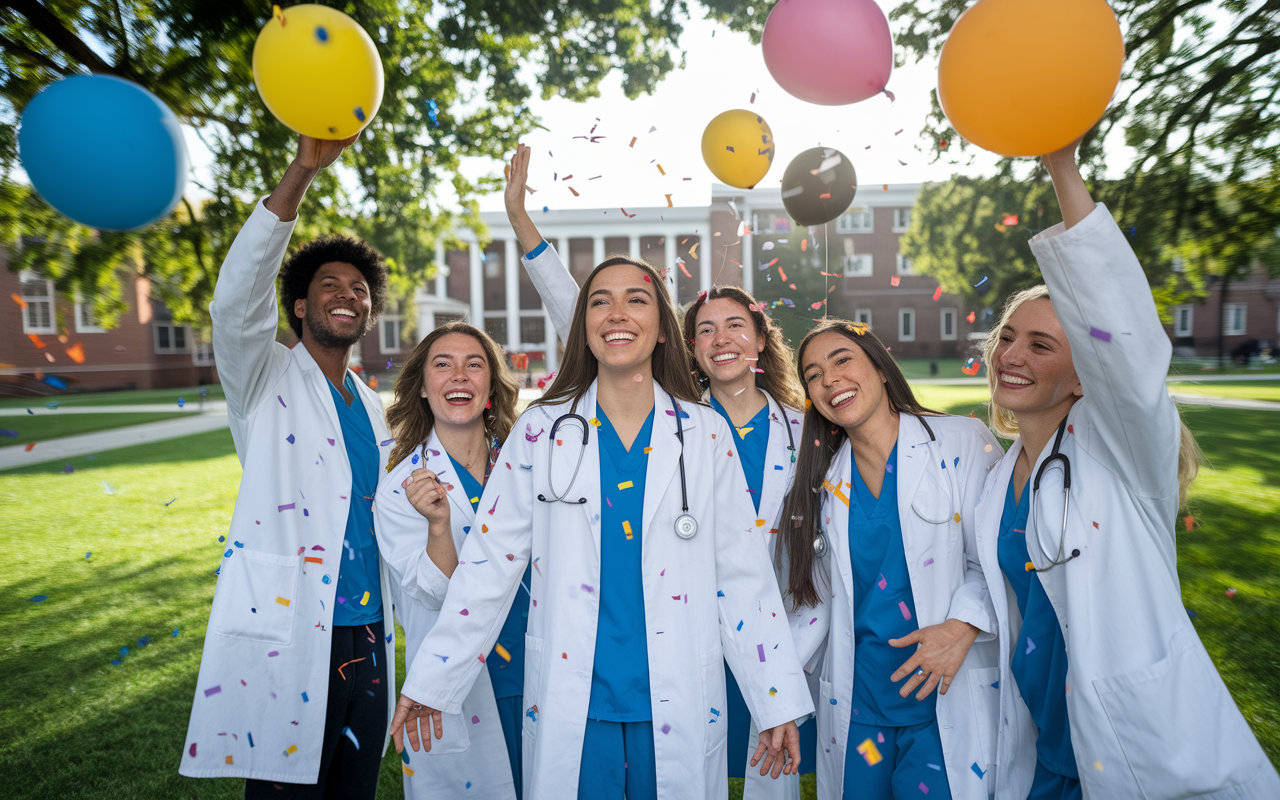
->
xmin=264 ymin=132 xmax=360 ymax=221
xmin=390 ymin=693 xmax=444 ymax=753
xmin=889 ymin=618 xmax=980 ymax=700
xmin=751 ymin=720 xmax=802 ymax=778
xmin=403 ymin=468 xmax=452 ymax=528
xmin=503 ymin=143 xmax=544 ymax=254
xmin=294 ymin=132 xmax=360 ymax=172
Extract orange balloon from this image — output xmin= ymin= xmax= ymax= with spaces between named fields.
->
xmin=938 ymin=0 xmax=1123 ymax=157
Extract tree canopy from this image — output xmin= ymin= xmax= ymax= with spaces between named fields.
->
xmin=0 ymin=0 xmax=691 ymax=331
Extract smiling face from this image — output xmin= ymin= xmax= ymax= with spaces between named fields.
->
xmin=584 ymin=264 xmax=665 ymax=376
xmin=801 ymin=331 xmax=890 ymax=434
xmin=296 ymin=261 xmax=373 ymax=349
xmin=693 ymin=297 xmax=765 ymax=387
xmin=420 ymin=332 xmax=491 ymax=429
xmin=991 ymin=297 xmax=1082 ymax=417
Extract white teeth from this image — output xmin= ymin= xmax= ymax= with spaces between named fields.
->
xmin=330 ymin=308 xmax=356 ymax=318
xmin=1002 ymin=374 xmax=1033 ymax=385
xmin=711 ymin=353 xmax=738 ymax=363
xmin=445 ymin=392 xmax=473 ymax=401
xmin=605 ymin=332 xmax=636 ymax=342
xmin=831 ymin=390 xmax=856 ymax=406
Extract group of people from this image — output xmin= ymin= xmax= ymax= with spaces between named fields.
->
xmin=177 ymin=128 xmax=1279 ymax=800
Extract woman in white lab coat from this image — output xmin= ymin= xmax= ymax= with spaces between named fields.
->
xmin=778 ymin=319 xmax=1004 ymax=800
xmin=374 ymin=320 xmax=523 ymax=799
xmin=387 ymin=253 xmax=815 ymax=800
xmin=502 ymin=141 xmax=817 ymax=799
xmin=974 ymin=140 xmax=1280 ymax=800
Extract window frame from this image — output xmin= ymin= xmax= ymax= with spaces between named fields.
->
xmin=854 ymin=308 xmax=872 ymax=328
xmin=842 ymin=253 xmax=873 ymax=278
xmin=895 ymin=253 xmax=913 ymax=275
xmin=898 ymin=308 xmax=916 ymax=342
xmin=1223 ymin=303 xmax=1247 ymax=336
xmin=19 ymin=270 xmax=56 ymax=335
xmin=940 ymin=307 xmax=957 ymax=341
xmin=836 ymin=207 xmax=873 ymax=234
xmin=73 ymin=292 xmax=106 ymax=334
xmin=892 ymin=208 xmax=911 ymax=232
xmin=154 ymin=322 xmax=193 ymax=354
xmin=380 ymin=315 xmax=403 ymax=354
xmin=1172 ymin=305 xmax=1193 ymax=337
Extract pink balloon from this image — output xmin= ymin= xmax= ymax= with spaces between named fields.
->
xmin=762 ymin=0 xmax=894 ymax=106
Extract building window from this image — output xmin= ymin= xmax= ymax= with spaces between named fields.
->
xmin=74 ymin=294 xmax=105 ymax=333
xmin=836 ymin=207 xmax=873 ymax=234
xmin=193 ymin=338 xmax=215 ymax=366
xmin=896 ymin=253 xmax=913 ymax=275
xmin=381 ymin=316 xmax=402 ymax=354
xmin=484 ymin=252 xmax=501 ymax=279
xmin=940 ymin=308 xmax=957 ymax=341
xmin=854 ymin=308 xmax=872 ymax=328
xmin=154 ymin=323 xmax=191 ymax=353
xmin=1173 ymin=305 xmax=1193 ymax=337
xmin=1172 ymin=255 xmax=1184 ymax=273
xmin=893 ymin=208 xmax=912 ymax=232
xmin=19 ymin=271 xmax=55 ymax=334
xmin=484 ymin=316 xmax=507 ymax=344
xmin=519 ymin=315 xmax=546 ymax=346
xmin=1223 ymin=304 xmax=1247 ymax=336
xmin=760 ymin=213 xmax=791 ymax=235
xmin=843 ymin=253 xmax=873 ymax=277
xmin=898 ymin=308 xmax=915 ymax=342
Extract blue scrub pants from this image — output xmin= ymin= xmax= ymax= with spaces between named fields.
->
xmin=495 ymin=695 xmax=523 ymax=800
xmin=843 ymin=718 xmax=951 ymax=799
xmin=1028 ymin=761 xmax=1081 ymax=800
xmin=577 ymin=719 xmax=657 ymax=800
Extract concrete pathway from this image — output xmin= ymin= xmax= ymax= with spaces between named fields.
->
xmin=0 ymin=401 xmax=227 ymax=416
xmin=1168 ymin=394 xmax=1280 ymax=412
xmin=0 ymin=411 xmax=229 ymax=471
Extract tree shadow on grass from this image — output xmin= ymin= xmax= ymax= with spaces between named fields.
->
xmin=5 ymin=429 xmax=238 ymax=477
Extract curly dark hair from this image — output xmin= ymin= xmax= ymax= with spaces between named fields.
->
xmin=279 ymin=236 xmax=388 ymax=338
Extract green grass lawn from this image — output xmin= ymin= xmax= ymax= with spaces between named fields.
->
xmin=1168 ymin=380 xmax=1280 ymax=404
xmin=0 ymin=412 xmax=189 ymax=448
xmin=2 ymin=388 xmax=1276 ymax=799
xmin=0 ymin=385 xmax=225 ymax=409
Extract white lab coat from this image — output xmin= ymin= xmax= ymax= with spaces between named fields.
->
xmin=398 ymin=381 xmax=815 ymax=800
xmin=523 ymin=239 xmax=816 ymax=798
xmin=787 ymin=413 xmax=1004 ymax=800
xmin=975 ymin=203 xmax=1280 ymax=799
xmin=180 ymin=199 xmax=396 ymax=782
xmin=375 ymin=432 xmax=517 ymax=799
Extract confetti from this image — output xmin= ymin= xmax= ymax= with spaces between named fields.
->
xmin=932 ymin=287 xmax=943 ymax=301
xmin=1225 ymin=588 xmax=1238 ymax=598
xmin=1089 ymin=327 xmax=1112 ymax=343
xmin=898 ymin=601 xmax=912 ymax=620
xmin=890 ymin=276 xmax=901 ymax=287
xmin=857 ymin=738 xmax=883 ymax=766
xmin=971 ymin=763 xmax=986 ymax=779
xmin=974 ymin=276 xmax=988 ymax=288
xmin=204 ymin=685 xmax=222 ymax=698
xmin=1002 ymin=215 xmax=1019 ymax=225
xmin=757 ymin=644 xmax=766 ymax=662
xmin=1183 ymin=515 xmax=1194 ymax=531
xmin=1025 ymin=637 xmax=1037 ymax=654
xmin=966 ymin=311 xmax=976 ymax=323
xmin=495 ymin=643 xmax=512 ymax=662
xmin=665 ymin=194 xmax=673 ymax=207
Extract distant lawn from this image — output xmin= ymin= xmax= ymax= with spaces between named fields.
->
xmin=0 ymin=412 xmax=190 ymax=449
xmin=1168 ymin=380 xmax=1280 ymax=404
xmin=0 ymin=385 xmax=225 ymax=409
xmin=2 ymin=389 xmax=1275 ymax=800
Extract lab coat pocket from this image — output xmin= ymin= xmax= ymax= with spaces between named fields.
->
xmin=816 ymin=678 xmax=835 ymax=752
xmin=423 ymin=711 xmax=471 ymax=755
xmin=210 ymin=549 xmax=298 ymax=644
xmin=965 ymin=667 xmax=1000 ymax=770
xmin=1094 ymin=626 xmax=1255 ymax=797
xmin=521 ymin=634 xmax=544 ymax=740
xmin=700 ymin=648 xmax=728 ymax=757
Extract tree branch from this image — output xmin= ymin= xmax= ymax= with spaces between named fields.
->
xmin=6 ymin=0 xmax=121 ymax=75
xmin=111 ymin=0 xmax=131 ymax=71
xmin=0 ymin=31 xmax=76 ymax=75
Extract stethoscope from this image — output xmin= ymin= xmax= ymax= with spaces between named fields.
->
xmin=537 ymin=391 xmax=699 ymax=539
xmin=812 ymin=415 xmax=961 ymax=559
xmin=1027 ymin=417 xmax=1077 ymax=571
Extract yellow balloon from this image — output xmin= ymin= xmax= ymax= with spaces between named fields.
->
xmin=253 ymin=4 xmax=384 ymax=140
xmin=938 ymin=0 xmax=1123 ymax=157
xmin=701 ymin=110 xmax=775 ymax=189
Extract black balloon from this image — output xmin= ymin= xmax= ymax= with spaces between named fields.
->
xmin=780 ymin=147 xmax=858 ymax=227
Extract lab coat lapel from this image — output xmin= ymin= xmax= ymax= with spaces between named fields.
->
xmin=570 ymin=383 xmax=602 ymax=563
xmin=895 ymin=413 xmax=937 ymax=533
xmin=294 ymin=343 xmax=344 ymax=449
xmin=641 ymin=382 xmax=688 ymax=542
xmin=756 ymin=392 xmax=795 ymax=531
xmin=826 ymin=441 xmax=855 ymax=606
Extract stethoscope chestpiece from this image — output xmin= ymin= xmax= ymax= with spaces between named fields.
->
xmin=674 ymin=513 xmax=698 ymax=539
xmin=813 ymin=532 xmax=828 ymax=558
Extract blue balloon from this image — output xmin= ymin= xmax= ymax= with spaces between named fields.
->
xmin=18 ymin=75 xmax=189 ymax=231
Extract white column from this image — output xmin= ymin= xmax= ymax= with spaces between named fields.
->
xmin=740 ymin=200 xmax=753 ymax=296
xmin=670 ymin=232 xmax=680 ymax=307
xmin=504 ymin=236 xmax=520 ymax=352
xmin=699 ymin=226 xmax=712 ymax=293
xmin=593 ymin=235 xmax=605 ymax=268
xmin=434 ymin=240 xmax=447 ymax=298
xmin=628 ymin=234 xmax=640 ymax=260
xmin=468 ymin=240 xmax=483 ymax=327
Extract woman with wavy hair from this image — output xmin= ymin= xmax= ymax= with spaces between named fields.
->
xmin=777 ymin=319 xmax=1003 ymax=800
xmin=374 ymin=321 xmax=524 ymax=800
xmin=387 ymin=245 xmax=814 ymax=799
xmin=972 ymin=139 xmax=1278 ymax=800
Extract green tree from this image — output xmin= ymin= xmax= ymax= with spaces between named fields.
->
xmin=0 ymin=0 xmax=691 ymax=332
xmin=751 ymin=223 xmax=840 ymax=349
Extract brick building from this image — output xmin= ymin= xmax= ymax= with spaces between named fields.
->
xmin=1165 ymin=263 xmax=1280 ymax=360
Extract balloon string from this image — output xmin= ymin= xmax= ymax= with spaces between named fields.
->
xmin=824 ymin=224 xmax=829 ymax=320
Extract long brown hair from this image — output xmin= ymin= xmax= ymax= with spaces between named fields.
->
xmin=533 ymin=255 xmax=700 ymax=410
xmin=682 ymin=285 xmax=805 ymax=410
xmin=385 ymin=321 xmax=520 ymax=470
xmin=983 ymin=285 xmax=1203 ymax=508
xmin=776 ymin=320 xmax=941 ymax=609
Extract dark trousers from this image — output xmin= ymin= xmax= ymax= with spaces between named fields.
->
xmin=245 ymin=620 xmax=389 ymax=800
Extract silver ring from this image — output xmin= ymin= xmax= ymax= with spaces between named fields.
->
xmin=915 ymin=668 xmax=925 ymax=677
xmin=412 ymin=704 xmax=423 ymax=710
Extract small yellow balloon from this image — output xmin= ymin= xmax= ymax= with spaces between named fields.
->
xmin=253 ymin=4 xmax=384 ymax=140
xmin=701 ymin=110 xmax=775 ymax=189
xmin=938 ymin=0 xmax=1123 ymax=157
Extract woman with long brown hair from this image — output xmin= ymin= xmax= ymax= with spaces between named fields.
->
xmin=373 ymin=321 xmax=524 ymax=800
xmin=777 ymin=320 xmax=1003 ymax=800
xmin=972 ymin=140 xmax=1278 ymax=800
xmin=387 ymin=248 xmax=814 ymax=799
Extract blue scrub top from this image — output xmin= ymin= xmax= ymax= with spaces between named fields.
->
xmin=329 ymin=374 xmax=383 ymax=627
xmin=997 ymin=475 xmax=1078 ymax=778
xmin=847 ymin=445 xmax=934 ymax=726
xmin=451 ymin=454 xmax=532 ymax=700
xmin=587 ymin=406 xmax=656 ymax=722
xmin=709 ymin=396 xmax=771 ymax=515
